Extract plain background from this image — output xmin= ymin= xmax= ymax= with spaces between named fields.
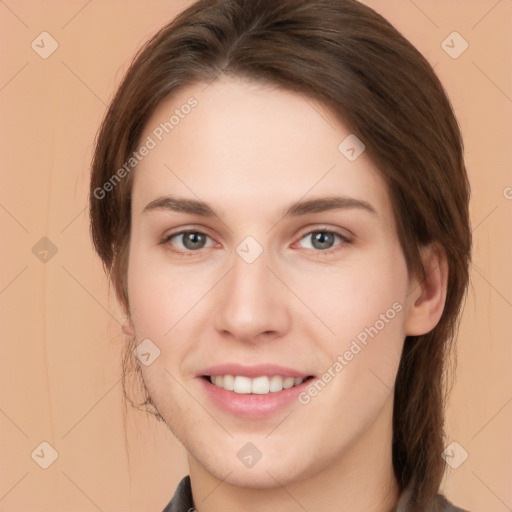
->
xmin=0 ymin=1 xmax=511 ymax=510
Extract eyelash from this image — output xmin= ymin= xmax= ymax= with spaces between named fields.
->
xmin=160 ymin=228 xmax=351 ymax=257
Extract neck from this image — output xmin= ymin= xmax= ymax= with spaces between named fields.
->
xmin=187 ymin=394 xmax=400 ymax=512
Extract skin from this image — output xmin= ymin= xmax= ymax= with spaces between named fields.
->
xmin=123 ymin=76 xmax=448 ymax=512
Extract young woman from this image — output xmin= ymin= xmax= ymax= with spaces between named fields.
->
xmin=89 ymin=1 xmax=471 ymax=510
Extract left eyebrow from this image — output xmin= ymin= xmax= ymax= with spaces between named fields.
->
xmin=141 ymin=194 xmax=377 ymax=218
xmin=281 ymin=195 xmax=377 ymax=218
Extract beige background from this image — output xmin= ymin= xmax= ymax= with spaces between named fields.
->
xmin=0 ymin=1 xmax=511 ymax=510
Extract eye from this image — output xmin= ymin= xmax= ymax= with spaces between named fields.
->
xmin=162 ymin=230 xmax=215 ymax=256
xmin=295 ymin=229 xmax=349 ymax=254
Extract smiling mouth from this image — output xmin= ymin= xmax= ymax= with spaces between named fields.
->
xmin=202 ymin=375 xmax=315 ymax=395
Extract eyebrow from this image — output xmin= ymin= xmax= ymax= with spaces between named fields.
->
xmin=142 ymin=194 xmax=377 ymax=218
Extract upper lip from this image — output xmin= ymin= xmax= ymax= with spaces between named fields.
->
xmin=198 ymin=363 xmax=313 ymax=379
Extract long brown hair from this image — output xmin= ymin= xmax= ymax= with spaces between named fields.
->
xmin=89 ymin=0 xmax=471 ymax=508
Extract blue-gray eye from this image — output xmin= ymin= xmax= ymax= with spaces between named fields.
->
xmin=297 ymin=230 xmax=345 ymax=251
xmin=165 ymin=231 xmax=213 ymax=252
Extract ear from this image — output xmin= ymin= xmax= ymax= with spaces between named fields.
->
xmin=404 ymin=243 xmax=449 ymax=336
xmin=121 ymin=316 xmax=135 ymax=337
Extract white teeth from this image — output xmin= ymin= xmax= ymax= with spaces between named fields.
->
xmin=209 ymin=375 xmax=305 ymax=394
xmin=222 ymin=375 xmax=234 ymax=390
xmin=233 ymin=376 xmax=252 ymax=394
xmin=269 ymin=375 xmax=284 ymax=392
xmin=251 ymin=376 xmax=269 ymax=394
xmin=283 ymin=377 xmax=296 ymax=389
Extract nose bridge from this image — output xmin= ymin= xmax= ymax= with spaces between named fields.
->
xmin=230 ymin=245 xmax=269 ymax=298
xmin=213 ymin=241 xmax=288 ymax=340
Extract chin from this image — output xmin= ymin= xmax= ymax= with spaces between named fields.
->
xmin=222 ymin=467 xmax=298 ymax=490
xmin=203 ymin=454 xmax=314 ymax=490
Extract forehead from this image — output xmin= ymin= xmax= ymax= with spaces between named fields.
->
xmin=131 ymin=77 xmax=392 ymax=224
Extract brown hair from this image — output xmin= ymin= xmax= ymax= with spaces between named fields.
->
xmin=89 ymin=0 xmax=471 ymax=508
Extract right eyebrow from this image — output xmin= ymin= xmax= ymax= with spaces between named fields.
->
xmin=142 ymin=196 xmax=217 ymax=217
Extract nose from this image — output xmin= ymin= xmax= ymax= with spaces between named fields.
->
xmin=213 ymin=248 xmax=291 ymax=344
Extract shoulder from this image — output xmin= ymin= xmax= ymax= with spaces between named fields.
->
xmin=397 ymin=483 xmax=470 ymax=512
xmin=435 ymin=493 xmax=470 ymax=512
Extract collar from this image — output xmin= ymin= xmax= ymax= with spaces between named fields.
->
xmin=161 ymin=475 xmax=466 ymax=512
xmin=395 ymin=481 xmax=413 ymax=511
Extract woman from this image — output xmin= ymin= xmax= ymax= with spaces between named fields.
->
xmin=89 ymin=1 xmax=471 ymax=510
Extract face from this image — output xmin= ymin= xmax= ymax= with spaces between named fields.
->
xmin=126 ymin=77 xmax=413 ymax=489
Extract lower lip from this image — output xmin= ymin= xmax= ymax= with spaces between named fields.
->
xmin=198 ymin=376 xmax=314 ymax=419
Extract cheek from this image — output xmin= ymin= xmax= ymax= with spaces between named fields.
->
xmin=296 ymin=253 xmax=408 ymax=339
xmin=304 ymin=249 xmax=408 ymax=384
xmin=126 ymin=245 xmax=195 ymax=335
xmin=298 ymin=256 xmax=408 ymax=435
